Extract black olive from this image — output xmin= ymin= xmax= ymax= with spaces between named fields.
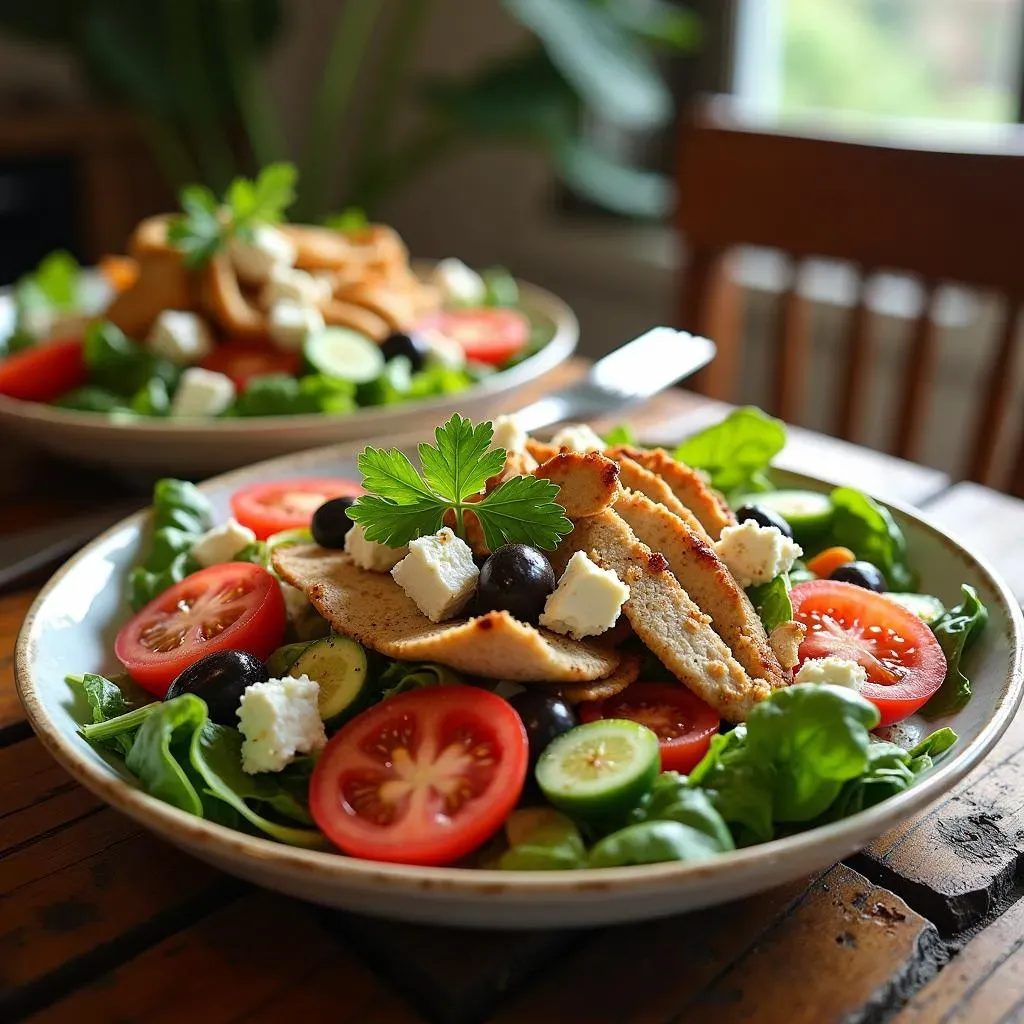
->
xmin=477 ymin=544 xmax=556 ymax=625
xmin=830 ymin=560 xmax=887 ymax=592
xmin=508 ymin=690 xmax=578 ymax=768
xmin=735 ymin=504 xmax=793 ymax=539
xmin=165 ymin=650 xmax=268 ymax=726
xmin=379 ymin=332 xmax=429 ymax=372
xmin=311 ymin=496 xmax=357 ymax=548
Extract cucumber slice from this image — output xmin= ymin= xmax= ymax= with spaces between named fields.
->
xmin=884 ymin=592 xmax=946 ymax=625
xmin=535 ymin=719 xmax=661 ymax=820
xmin=304 ymin=327 xmax=384 ymax=384
xmin=739 ymin=490 xmax=834 ymax=537
xmin=291 ymin=635 xmax=371 ymax=724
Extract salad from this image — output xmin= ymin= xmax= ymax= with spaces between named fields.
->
xmin=68 ymin=407 xmax=985 ymax=869
xmin=0 ymin=164 xmax=548 ymax=420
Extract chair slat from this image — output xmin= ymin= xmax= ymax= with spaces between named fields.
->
xmin=968 ymin=300 xmax=1022 ymax=486
xmin=893 ymin=284 xmax=939 ymax=459
xmin=680 ymin=245 xmax=741 ymax=400
xmin=771 ymin=262 xmax=809 ymax=422
xmin=837 ymin=272 xmax=874 ymax=441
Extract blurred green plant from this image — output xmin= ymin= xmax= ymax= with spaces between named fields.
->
xmin=0 ymin=0 xmax=699 ymax=219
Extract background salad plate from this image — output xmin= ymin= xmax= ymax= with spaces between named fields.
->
xmin=0 ymin=271 xmax=578 ymax=478
xmin=14 ymin=444 xmax=1024 ymax=929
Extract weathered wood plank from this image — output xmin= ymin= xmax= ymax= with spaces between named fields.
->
xmin=890 ymin=894 xmax=1024 ymax=1024
xmin=26 ymin=895 xmax=418 ymax=1024
xmin=0 ymin=590 xmax=35 ymax=734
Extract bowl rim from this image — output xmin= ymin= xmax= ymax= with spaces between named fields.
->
xmin=14 ymin=451 xmax=1024 ymax=897
xmin=0 ymin=276 xmax=578 ymax=434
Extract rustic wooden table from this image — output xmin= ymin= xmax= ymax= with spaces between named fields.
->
xmin=3 ymin=371 xmax=1024 ymax=1024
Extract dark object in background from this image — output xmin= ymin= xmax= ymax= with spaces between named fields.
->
xmin=830 ymin=561 xmax=888 ymax=593
xmin=0 ymin=155 xmax=81 ymax=286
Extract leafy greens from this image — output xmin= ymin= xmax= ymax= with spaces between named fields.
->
xmin=746 ymin=573 xmax=793 ymax=633
xmin=922 ymin=585 xmax=989 ymax=717
xmin=828 ymin=487 xmax=915 ymax=591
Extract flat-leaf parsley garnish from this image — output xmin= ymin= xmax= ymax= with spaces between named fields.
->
xmin=348 ymin=414 xmax=572 ymax=551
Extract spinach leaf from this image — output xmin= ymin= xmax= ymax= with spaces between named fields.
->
xmin=378 ymin=661 xmax=464 ymax=700
xmin=482 ymin=266 xmax=519 ymax=307
xmin=922 ymin=585 xmax=988 ymax=717
xmin=828 ymin=487 xmax=915 ymax=592
xmin=746 ymin=573 xmax=793 ymax=633
xmin=630 ymin=772 xmax=734 ymax=851
xmin=126 ymin=695 xmax=206 ymax=815
xmin=68 ymin=673 xmax=136 ymax=757
xmin=673 ymin=407 xmax=785 ymax=496
xmin=909 ymin=726 xmax=959 ymax=760
xmin=589 ymin=820 xmax=722 ymax=868
xmin=356 ymin=356 xmax=413 ymax=407
xmin=55 ymin=386 xmax=129 ymax=414
xmin=499 ymin=808 xmax=587 ymax=870
xmin=406 ymin=364 xmax=474 ymax=399
xmin=84 ymin=320 xmax=179 ymax=398
xmin=234 ymin=374 xmax=356 ymax=417
xmin=15 ymin=250 xmax=80 ymax=315
xmin=603 ymin=423 xmax=638 ymax=447
xmin=130 ymin=377 xmax=171 ymax=417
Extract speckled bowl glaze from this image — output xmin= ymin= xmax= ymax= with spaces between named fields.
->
xmin=0 ymin=271 xmax=578 ymax=477
xmin=15 ymin=448 xmax=1024 ymax=929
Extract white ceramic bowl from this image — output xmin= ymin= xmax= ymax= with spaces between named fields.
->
xmin=14 ymin=447 xmax=1024 ymax=929
xmin=0 ymin=274 xmax=578 ymax=477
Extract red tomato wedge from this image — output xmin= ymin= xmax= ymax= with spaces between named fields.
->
xmin=0 ymin=338 xmax=86 ymax=402
xmin=200 ymin=345 xmax=299 ymax=391
xmin=790 ymin=580 xmax=947 ymax=726
xmin=310 ymin=686 xmax=529 ymax=865
xmin=231 ymin=478 xmax=364 ymax=540
xmin=115 ymin=563 xmax=286 ymax=697
xmin=579 ymin=683 xmax=720 ymax=773
xmin=418 ymin=308 xmax=529 ymax=365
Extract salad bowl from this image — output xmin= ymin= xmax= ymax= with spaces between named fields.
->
xmin=14 ymin=436 xmax=1024 ymax=929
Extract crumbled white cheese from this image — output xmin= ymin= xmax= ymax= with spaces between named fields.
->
xmin=344 ymin=524 xmax=408 ymax=572
xmin=267 ymin=300 xmax=325 ymax=352
xmin=229 ymin=224 xmax=297 ymax=284
xmin=280 ymin=581 xmax=311 ymax=623
xmin=391 ymin=527 xmax=479 ymax=622
xmin=419 ymin=327 xmax=468 ymax=370
xmin=550 ymin=423 xmax=606 ymax=453
xmin=237 ymin=674 xmax=327 ymax=774
xmin=539 ymin=551 xmax=629 ymax=639
xmin=259 ymin=265 xmax=333 ymax=310
xmin=713 ymin=521 xmax=803 ymax=588
xmin=190 ymin=517 xmax=257 ymax=567
xmin=429 ymin=257 xmax=486 ymax=305
xmin=170 ymin=367 xmax=236 ymax=418
xmin=146 ymin=310 xmax=214 ymax=366
xmin=794 ymin=656 xmax=867 ymax=691
xmin=491 ymin=414 xmax=529 ymax=455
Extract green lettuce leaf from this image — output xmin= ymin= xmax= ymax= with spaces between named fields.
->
xmin=746 ymin=573 xmax=793 ymax=633
xmin=68 ymin=673 xmax=136 ymax=757
xmin=629 ymin=771 xmax=734 ymax=851
xmin=922 ymin=585 xmax=988 ymax=717
xmin=498 ymin=808 xmax=587 ymax=870
xmin=588 ymin=820 xmax=723 ymax=868
xmin=83 ymin=320 xmax=180 ymax=398
xmin=378 ymin=661 xmax=464 ymax=700
xmin=828 ymin=487 xmax=915 ymax=592
xmin=234 ymin=373 xmax=356 ymax=416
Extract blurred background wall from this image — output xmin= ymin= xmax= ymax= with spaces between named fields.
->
xmin=0 ymin=0 xmax=1022 ymax=472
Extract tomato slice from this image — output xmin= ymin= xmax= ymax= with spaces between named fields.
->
xmin=200 ymin=345 xmax=300 ymax=392
xmin=0 ymin=338 xmax=86 ymax=402
xmin=115 ymin=563 xmax=286 ymax=697
xmin=579 ymin=682 xmax=720 ymax=773
xmin=231 ymin=478 xmax=364 ymax=540
xmin=790 ymin=580 xmax=947 ymax=726
xmin=418 ymin=308 xmax=529 ymax=365
xmin=310 ymin=686 xmax=528 ymax=865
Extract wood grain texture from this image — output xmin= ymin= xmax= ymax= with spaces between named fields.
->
xmin=837 ymin=273 xmax=874 ymax=442
xmin=771 ymin=265 xmax=810 ymax=423
xmin=0 ymin=591 xmax=35 ymax=733
xmin=894 ymin=285 xmax=939 ymax=460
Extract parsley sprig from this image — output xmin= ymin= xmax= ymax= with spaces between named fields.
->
xmin=167 ymin=162 xmax=298 ymax=267
xmin=348 ymin=415 xmax=572 ymax=551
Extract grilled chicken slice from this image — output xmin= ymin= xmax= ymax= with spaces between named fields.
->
xmin=534 ymin=452 xmax=622 ymax=519
xmin=321 ymin=298 xmax=390 ymax=340
xmin=613 ymin=490 xmax=788 ymax=693
xmin=613 ymin=454 xmax=712 ymax=544
xmin=605 ymin=445 xmax=736 ymax=539
xmin=553 ymin=510 xmax=767 ymax=721
xmin=769 ymin=621 xmax=806 ymax=671
xmin=104 ymin=251 xmax=194 ymax=339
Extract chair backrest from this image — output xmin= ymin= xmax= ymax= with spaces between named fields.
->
xmin=676 ymin=96 xmax=1024 ymax=493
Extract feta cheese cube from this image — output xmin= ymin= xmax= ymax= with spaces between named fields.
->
xmin=429 ymin=257 xmax=486 ymax=305
xmin=146 ymin=310 xmax=214 ymax=366
xmin=229 ymin=224 xmax=297 ymax=284
xmin=259 ymin=265 xmax=333 ymax=310
xmin=344 ymin=524 xmax=408 ymax=572
xmin=491 ymin=414 xmax=529 ymax=455
xmin=794 ymin=656 xmax=867 ymax=691
xmin=190 ymin=517 xmax=257 ymax=567
xmin=550 ymin=423 xmax=606 ymax=453
xmin=713 ymin=521 xmax=803 ymax=589
xmin=170 ymin=367 xmax=236 ymax=418
xmin=267 ymin=300 xmax=325 ymax=352
xmin=391 ymin=527 xmax=479 ymax=622
xmin=539 ymin=551 xmax=629 ymax=639
xmin=237 ymin=674 xmax=327 ymax=774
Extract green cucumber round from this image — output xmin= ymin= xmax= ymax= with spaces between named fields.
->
xmin=291 ymin=635 xmax=371 ymax=725
xmin=535 ymin=719 xmax=661 ymax=820
xmin=884 ymin=592 xmax=945 ymax=625
xmin=739 ymin=489 xmax=834 ymax=537
xmin=304 ymin=327 xmax=384 ymax=384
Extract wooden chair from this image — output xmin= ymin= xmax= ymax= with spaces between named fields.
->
xmin=675 ymin=96 xmax=1024 ymax=494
